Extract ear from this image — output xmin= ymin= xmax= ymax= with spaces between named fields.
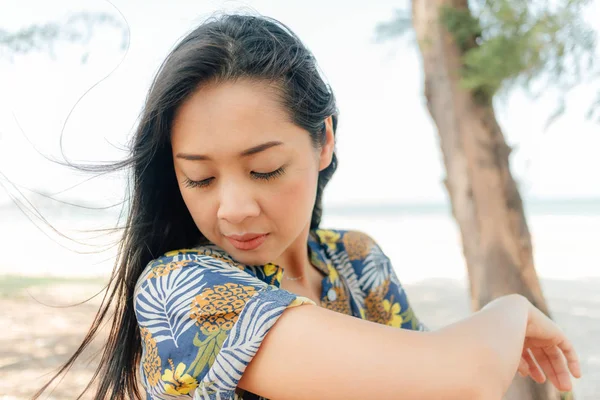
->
xmin=318 ymin=116 xmax=335 ymax=171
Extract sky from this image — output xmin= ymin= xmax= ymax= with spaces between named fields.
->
xmin=1 ymin=0 xmax=599 ymax=209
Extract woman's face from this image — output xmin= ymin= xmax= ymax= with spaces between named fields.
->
xmin=171 ymin=79 xmax=334 ymax=265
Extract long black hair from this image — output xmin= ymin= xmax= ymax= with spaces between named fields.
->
xmin=34 ymin=12 xmax=338 ymax=400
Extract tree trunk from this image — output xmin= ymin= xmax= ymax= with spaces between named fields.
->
xmin=412 ymin=0 xmax=560 ymax=399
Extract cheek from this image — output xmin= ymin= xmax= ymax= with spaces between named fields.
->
xmin=177 ymin=183 xmax=217 ymax=237
xmin=265 ymin=168 xmax=318 ymax=224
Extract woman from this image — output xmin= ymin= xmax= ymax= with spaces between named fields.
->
xmin=35 ymin=13 xmax=580 ymax=400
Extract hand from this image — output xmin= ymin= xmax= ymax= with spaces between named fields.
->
xmin=516 ymin=298 xmax=581 ymax=392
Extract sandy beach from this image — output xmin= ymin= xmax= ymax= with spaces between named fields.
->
xmin=1 ymin=204 xmax=598 ymax=398
xmin=0 ymin=275 xmax=598 ymax=399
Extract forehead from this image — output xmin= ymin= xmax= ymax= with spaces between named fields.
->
xmin=171 ymin=79 xmax=304 ymax=152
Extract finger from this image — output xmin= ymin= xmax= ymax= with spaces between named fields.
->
xmin=523 ymin=348 xmax=545 ymax=383
xmin=531 ymin=346 xmax=572 ymax=392
xmin=557 ymin=338 xmax=582 ymax=379
xmin=523 ymin=348 xmax=546 ymax=384
xmin=518 ymin=357 xmax=530 ymax=378
xmin=526 ymin=331 xmax=582 ymax=380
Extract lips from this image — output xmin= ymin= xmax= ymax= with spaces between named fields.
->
xmin=225 ymin=233 xmax=268 ymax=251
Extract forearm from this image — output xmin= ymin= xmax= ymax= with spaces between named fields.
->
xmin=435 ymin=294 xmax=530 ymax=398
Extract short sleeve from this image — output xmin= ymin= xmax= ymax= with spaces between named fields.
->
xmin=133 ymin=251 xmax=315 ymax=400
xmin=342 ymin=230 xmax=427 ymax=331
xmin=384 ymin=261 xmax=428 ymax=331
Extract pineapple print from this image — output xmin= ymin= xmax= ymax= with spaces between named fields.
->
xmin=147 ymin=260 xmax=191 ymax=279
xmin=364 ymin=279 xmax=391 ymax=324
xmin=190 ymin=283 xmax=258 ymax=334
xmin=321 ymin=286 xmax=351 ymax=315
xmin=342 ymin=231 xmax=374 ymax=261
xmin=140 ymin=327 xmax=162 ymax=386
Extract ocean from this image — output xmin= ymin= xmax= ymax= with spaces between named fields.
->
xmin=1 ymin=198 xmax=598 ymax=284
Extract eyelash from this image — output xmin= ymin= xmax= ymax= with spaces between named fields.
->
xmin=252 ymin=166 xmax=286 ymax=181
xmin=184 ymin=166 xmax=286 ymax=189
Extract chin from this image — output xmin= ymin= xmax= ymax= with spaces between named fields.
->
xmin=214 ymin=233 xmax=284 ymax=266
xmin=224 ymin=245 xmax=275 ymax=266
xmin=233 ymin=253 xmax=272 ymax=267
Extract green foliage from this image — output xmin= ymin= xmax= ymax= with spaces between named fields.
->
xmin=375 ymin=9 xmax=413 ymax=42
xmin=377 ymin=0 xmax=598 ymax=120
xmin=441 ymin=0 xmax=597 ymax=100
xmin=561 ymin=391 xmax=574 ymax=400
xmin=0 ymin=12 xmax=129 ymax=62
xmin=439 ymin=7 xmax=482 ymax=52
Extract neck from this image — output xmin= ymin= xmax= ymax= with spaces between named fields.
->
xmin=272 ymin=225 xmax=313 ymax=283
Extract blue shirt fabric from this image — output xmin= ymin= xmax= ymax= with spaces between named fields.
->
xmin=134 ymin=229 xmax=426 ymax=399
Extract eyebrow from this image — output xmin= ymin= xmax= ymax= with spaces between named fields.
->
xmin=176 ymin=141 xmax=284 ymax=161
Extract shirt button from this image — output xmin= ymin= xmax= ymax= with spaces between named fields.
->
xmin=327 ymin=288 xmax=337 ymax=301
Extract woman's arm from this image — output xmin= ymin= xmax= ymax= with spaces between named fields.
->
xmin=434 ymin=294 xmax=529 ymax=398
xmin=239 ymin=294 xmax=579 ymax=400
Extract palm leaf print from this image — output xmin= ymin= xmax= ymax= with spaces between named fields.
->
xmin=190 ymin=255 xmax=266 ymax=286
xmin=201 ymin=291 xmax=294 ymax=393
xmin=135 ymin=266 xmax=207 ymax=345
xmin=135 ymin=261 xmax=159 ymax=293
xmin=325 ymin=246 xmax=365 ymax=310
xmin=359 ymin=245 xmax=399 ymax=293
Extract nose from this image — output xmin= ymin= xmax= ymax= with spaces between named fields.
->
xmin=216 ymin=180 xmax=260 ymax=225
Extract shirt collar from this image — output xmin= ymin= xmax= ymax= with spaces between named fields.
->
xmin=307 ymin=229 xmax=331 ymax=276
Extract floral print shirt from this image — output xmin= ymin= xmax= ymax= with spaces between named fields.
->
xmin=134 ymin=229 xmax=426 ymax=400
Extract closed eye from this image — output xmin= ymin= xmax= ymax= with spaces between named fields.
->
xmin=251 ymin=166 xmax=286 ymax=181
xmin=183 ymin=166 xmax=286 ymax=189
xmin=184 ymin=177 xmax=214 ymax=189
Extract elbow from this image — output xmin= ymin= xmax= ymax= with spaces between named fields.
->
xmin=468 ymin=383 xmax=503 ymax=400
xmin=427 ymin=329 xmax=514 ymax=400
xmin=462 ymin=346 xmax=509 ymax=400
xmin=470 ymin=384 xmax=504 ymax=400
xmin=430 ymin=342 xmax=506 ymax=400
xmin=457 ymin=372 xmax=504 ymax=400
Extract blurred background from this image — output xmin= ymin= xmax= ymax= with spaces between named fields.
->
xmin=0 ymin=0 xmax=598 ymax=399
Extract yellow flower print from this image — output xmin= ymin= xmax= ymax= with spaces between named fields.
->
xmin=327 ymin=263 xmax=339 ymax=284
xmin=383 ymin=298 xmax=403 ymax=328
xmin=264 ymin=263 xmax=277 ymax=276
xmin=316 ymin=229 xmax=341 ymax=251
xmin=140 ymin=328 xmax=161 ymax=386
xmin=190 ymin=283 xmax=257 ymax=334
xmin=162 ymin=360 xmax=199 ymax=395
xmin=264 ymin=263 xmax=283 ymax=283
